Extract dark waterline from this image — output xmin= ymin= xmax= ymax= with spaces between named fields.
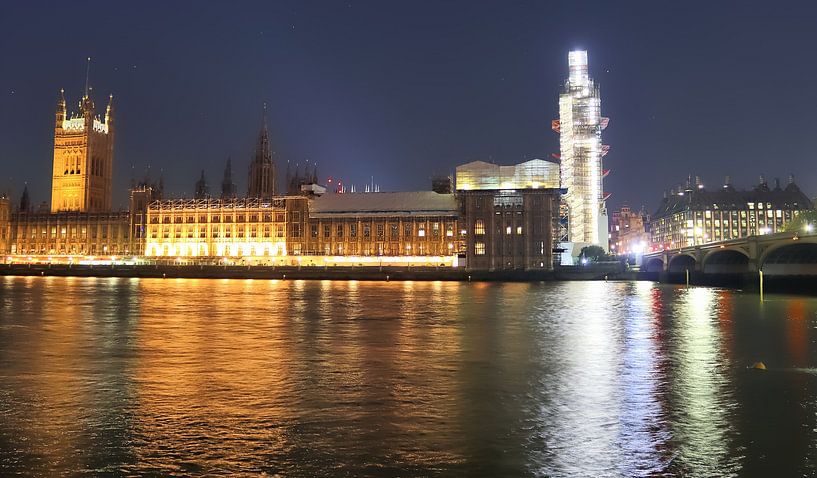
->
xmin=1 ymin=277 xmax=816 ymax=476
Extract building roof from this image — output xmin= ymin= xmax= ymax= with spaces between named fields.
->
xmin=455 ymin=159 xmax=560 ymax=191
xmin=308 ymin=191 xmax=457 ymax=218
xmin=653 ymin=182 xmax=813 ymax=218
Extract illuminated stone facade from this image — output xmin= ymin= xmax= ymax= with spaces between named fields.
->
xmin=51 ymin=89 xmax=115 ymax=213
xmin=144 ymin=197 xmax=300 ymax=260
xmin=302 ymin=192 xmax=459 ymax=265
xmin=9 ymin=211 xmax=133 ymax=256
xmin=650 ymin=177 xmax=813 ymax=250
xmin=143 ymin=192 xmax=460 ymax=267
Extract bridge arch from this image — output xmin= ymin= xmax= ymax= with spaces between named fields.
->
xmin=668 ymin=254 xmax=696 ymax=272
xmin=760 ymin=241 xmax=817 ymax=276
xmin=643 ymin=257 xmax=664 ymax=273
xmin=702 ymin=248 xmax=750 ymax=274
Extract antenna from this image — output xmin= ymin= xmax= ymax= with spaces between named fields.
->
xmin=84 ymin=57 xmax=91 ymax=98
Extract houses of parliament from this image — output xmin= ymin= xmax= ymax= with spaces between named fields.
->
xmin=0 ymin=77 xmax=563 ymax=271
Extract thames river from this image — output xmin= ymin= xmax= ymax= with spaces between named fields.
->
xmin=1 ymin=277 xmax=816 ymax=476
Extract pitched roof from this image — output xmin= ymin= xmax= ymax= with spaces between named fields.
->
xmin=654 ymin=183 xmax=813 ymax=218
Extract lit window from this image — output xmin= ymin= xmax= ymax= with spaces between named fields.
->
xmin=516 ymin=226 xmax=523 ymax=235
xmin=506 ymin=226 xmax=512 ymax=235
xmin=474 ymin=219 xmax=485 ymax=235
xmin=475 ymin=242 xmax=486 ymax=255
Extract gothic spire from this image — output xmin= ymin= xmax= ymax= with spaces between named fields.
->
xmin=19 ymin=184 xmax=30 ymax=212
xmin=255 ymin=103 xmax=272 ymax=165
xmin=248 ymin=103 xmax=276 ymax=198
xmin=80 ymin=57 xmax=94 ymax=115
xmin=222 ymin=157 xmax=236 ymax=199
xmin=84 ymin=56 xmax=91 ymax=98
xmin=194 ymin=169 xmax=209 ymax=199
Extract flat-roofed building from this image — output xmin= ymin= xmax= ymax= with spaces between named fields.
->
xmin=304 ymin=191 xmax=460 ymax=266
xmin=144 ymin=197 xmax=305 ymax=261
xmin=9 ymin=210 xmax=133 ymax=257
xmin=456 ymin=159 xmax=562 ymax=270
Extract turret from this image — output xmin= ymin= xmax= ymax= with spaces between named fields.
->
xmin=105 ymin=94 xmax=115 ymax=127
xmin=55 ymin=89 xmax=66 ymax=128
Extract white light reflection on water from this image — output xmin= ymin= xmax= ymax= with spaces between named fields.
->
xmin=537 ymin=281 xmax=623 ymax=476
xmin=615 ymin=281 xmax=673 ymax=476
xmin=670 ymin=286 xmax=741 ymax=476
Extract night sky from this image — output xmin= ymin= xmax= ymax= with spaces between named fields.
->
xmin=1 ymin=1 xmax=816 ymax=213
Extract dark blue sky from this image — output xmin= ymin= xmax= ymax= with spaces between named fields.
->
xmin=1 ymin=1 xmax=816 ymax=212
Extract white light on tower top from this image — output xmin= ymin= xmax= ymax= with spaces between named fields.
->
xmin=568 ymin=50 xmax=589 ymax=85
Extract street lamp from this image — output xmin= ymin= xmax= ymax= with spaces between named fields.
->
xmin=805 ymin=223 xmax=814 ymax=233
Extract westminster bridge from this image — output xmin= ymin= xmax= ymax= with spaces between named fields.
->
xmin=642 ymin=230 xmax=817 ymax=277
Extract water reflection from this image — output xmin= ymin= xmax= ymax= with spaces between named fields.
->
xmin=668 ymin=287 xmax=741 ymax=476
xmin=1 ymin=277 xmax=817 ymax=475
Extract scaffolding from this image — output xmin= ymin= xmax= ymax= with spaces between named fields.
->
xmin=556 ymin=50 xmax=608 ymax=249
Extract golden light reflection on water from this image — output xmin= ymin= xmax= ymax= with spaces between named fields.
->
xmin=2 ymin=277 xmax=817 ymax=475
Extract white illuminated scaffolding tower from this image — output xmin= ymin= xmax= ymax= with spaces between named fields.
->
xmin=554 ymin=50 xmax=609 ymax=249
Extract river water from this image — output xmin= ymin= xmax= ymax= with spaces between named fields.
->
xmin=0 ymin=277 xmax=816 ymax=476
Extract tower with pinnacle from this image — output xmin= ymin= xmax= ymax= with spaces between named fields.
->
xmin=51 ymin=58 xmax=115 ymax=213
xmin=247 ymin=103 xmax=276 ymax=199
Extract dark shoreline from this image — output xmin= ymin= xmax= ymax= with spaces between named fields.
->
xmin=0 ymin=263 xmax=623 ymax=282
xmin=1 ymin=264 xmax=814 ymax=295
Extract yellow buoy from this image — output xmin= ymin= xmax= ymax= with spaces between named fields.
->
xmin=751 ymin=362 xmax=766 ymax=370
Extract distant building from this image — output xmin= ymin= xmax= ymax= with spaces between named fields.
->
xmin=285 ymin=162 xmax=318 ymax=195
xmin=556 ymin=50 xmax=609 ymax=250
xmin=456 ymin=159 xmax=562 ymax=270
xmin=609 ymin=205 xmax=650 ymax=256
xmin=650 ymin=175 xmax=814 ymax=250
xmin=431 ymin=175 xmax=452 ymax=194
